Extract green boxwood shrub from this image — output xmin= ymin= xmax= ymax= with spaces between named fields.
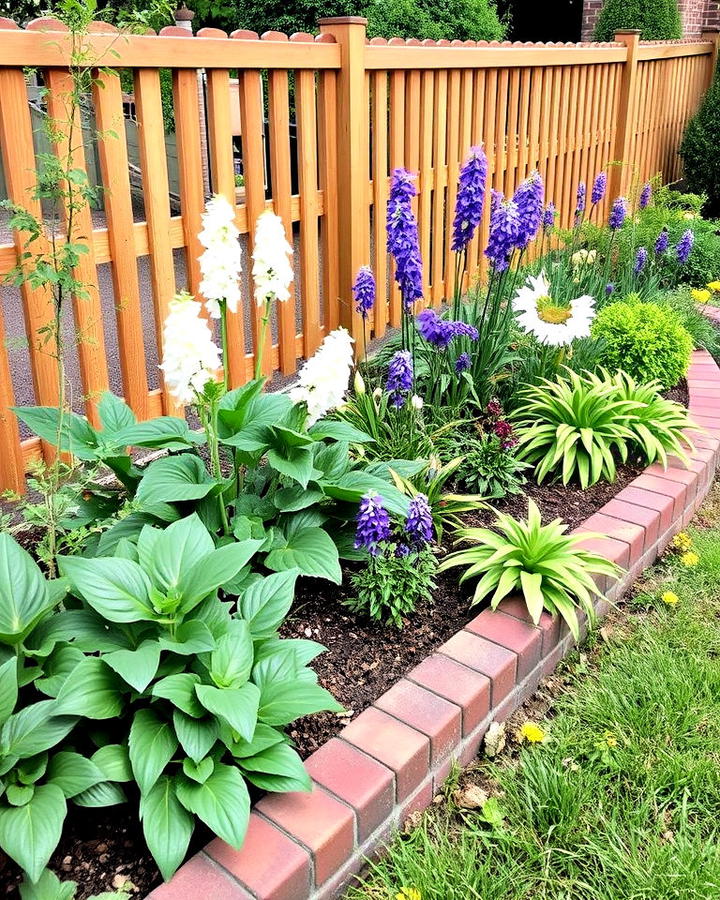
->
xmin=365 ymin=0 xmax=506 ymax=41
xmin=591 ymin=298 xmax=693 ymax=389
xmin=593 ymin=0 xmax=681 ymax=41
xmin=680 ymin=66 xmax=720 ymax=215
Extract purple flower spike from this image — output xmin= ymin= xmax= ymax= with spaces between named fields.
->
xmin=639 ymin=183 xmax=652 ymax=209
xmin=676 ymin=229 xmax=694 ymax=264
xmin=605 ymin=283 xmax=615 ymax=296
xmin=484 ymin=191 xmax=521 ymax=272
xmin=386 ymin=349 xmax=414 ymax=407
xmin=542 ymin=203 xmax=556 ymax=230
xmin=609 ymin=197 xmax=628 ymax=231
xmin=353 ymin=266 xmax=376 ymax=320
xmin=591 ymin=172 xmax=607 ymax=206
xmin=406 ymin=493 xmax=434 ymax=546
xmin=455 ymin=352 xmax=471 ymax=373
xmin=417 ymin=308 xmax=454 ymax=348
xmin=452 ymin=321 xmax=479 ymax=341
xmin=513 ymin=170 xmax=544 ymax=249
xmin=655 ymin=228 xmax=669 ymax=255
xmin=633 ymin=246 xmax=648 ymax=275
xmin=575 ymin=181 xmax=587 ymax=217
xmin=387 ymin=168 xmax=424 ymax=310
xmin=355 ymin=493 xmax=392 ymax=556
xmin=451 ymin=145 xmax=488 ymax=253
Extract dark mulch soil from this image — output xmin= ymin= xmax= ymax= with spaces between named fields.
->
xmin=1 ymin=376 xmax=691 ymax=896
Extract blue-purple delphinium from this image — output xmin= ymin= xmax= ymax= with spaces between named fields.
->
xmin=354 ymin=493 xmax=392 ymax=556
xmin=386 ymin=349 xmax=414 ymax=407
xmin=352 ymin=266 xmax=376 ymax=320
xmin=575 ymin=181 xmax=587 ymax=216
xmin=655 ymin=228 xmax=670 ymax=255
xmin=605 ymin=283 xmax=615 ymax=296
xmin=405 ymin=493 xmax=434 ymax=546
xmin=417 ymin=309 xmax=478 ymax=348
xmin=676 ymin=229 xmax=694 ymax=264
xmin=639 ymin=183 xmax=652 ymax=209
xmin=542 ymin=203 xmax=556 ymax=230
xmin=633 ymin=246 xmax=648 ymax=275
xmin=513 ymin=170 xmax=544 ymax=250
xmin=387 ymin=168 xmax=423 ymax=309
xmin=455 ymin=352 xmax=471 ymax=373
xmin=609 ymin=197 xmax=628 ymax=231
xmin=451 ymin=145 xmax=488 ymax=253
xmin=484 ymin=191 xmax=521 ymax=272
xmin=591 ymin=171 xmax=607 ymax=205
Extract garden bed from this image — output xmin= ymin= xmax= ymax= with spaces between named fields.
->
xmin=138 ymin=349 xmax=719 ymax=900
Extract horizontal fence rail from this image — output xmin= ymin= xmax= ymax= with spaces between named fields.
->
xmin=0 ymin=16 xmax=717 ymax=492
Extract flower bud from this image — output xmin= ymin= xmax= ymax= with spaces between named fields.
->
xmin=354 ymin=370 xmax=366 ymax=395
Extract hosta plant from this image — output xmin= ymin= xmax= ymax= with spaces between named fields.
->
xmin=439 ymin=500 xmax=621 ymax=639
xmin=512 ymin=369 xmax=640 ymax=488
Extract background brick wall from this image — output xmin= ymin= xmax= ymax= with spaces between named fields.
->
xmin=581 ymin=0 xmax=720 ymax=40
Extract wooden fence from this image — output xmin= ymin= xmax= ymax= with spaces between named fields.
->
xmin=0 ymin=16 xmax=718 ymax=492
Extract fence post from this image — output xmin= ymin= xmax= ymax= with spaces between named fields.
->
xmin=610 ymin=29 xmax=641 ymax=199
xmin=318 ymin=16 xmax=368 ymax=349
xmin=701 ymin=27 xmax=720 ymax=82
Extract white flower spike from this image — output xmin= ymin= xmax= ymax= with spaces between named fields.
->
xmin=290 ymin=328 xmax=355 ymax=425
xmin=252 ymin=211 xmax=294 ymax=307
xmin=198 ymin=194 xmax=242 ymax=318
xmin=159 ymin=292 xmax=221 ymax=405
xmin=512 ymin=270 xmax=595 ymax=346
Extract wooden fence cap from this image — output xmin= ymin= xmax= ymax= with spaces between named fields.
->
xmin=317 ymin=16 xmax=368 ymax=25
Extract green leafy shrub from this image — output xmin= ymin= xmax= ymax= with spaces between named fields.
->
xmin=346 ymin=544 xmax=437 ymax=627
xmin=591 ymin=298 xmax=693 ymax=389
xmin=365 ymin=0 xmax=506 ymax=41
xmin=652 ymin=289 xmax=720 ymax=359
xmin=593 ymin=0 xmax=681 ymax=41
xmin=439 ymin=500 xmax=621 ymax=639
xmin=440 ymin=432 xmax=527 ymax=499
xmin=680 ymin=65 xmax=720 ymax=215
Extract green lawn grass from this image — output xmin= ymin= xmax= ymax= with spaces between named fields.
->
xmin=347 ymin=482 xmax=720 ymax=900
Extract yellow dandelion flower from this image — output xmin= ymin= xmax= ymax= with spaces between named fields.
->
xmin=680 ymin=551 xmax=700 ymax=567
xmin=518 ymin=722 xmax=546 ymax=743
xmin=691 ymin=288 xmax=712 ymax=303
xmin=661 ymin=591 xmax=679 ymax=605
xmin=707 ymin=280 xmax=720 ymax=292
xmin=670 ymin=531 xmax=693 ymax=553
xmin=396 ymin=890 xmax=422 ymax=900
xmin=604 ymin=732 xmax=618 ymax=748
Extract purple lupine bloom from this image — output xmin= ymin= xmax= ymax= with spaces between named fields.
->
xmin=639 ymin=183 xmax=652 ymax=209
xmin=591 ymin=172 xmax=607 ymax=205
xmin=452 ymin=321 xmax=479 ymax=341
xmin=484 ymin=191 xmax=521 ymax=272
xmin=608 ymin=197 xmax=628 ymax=231
xmin=575 ymin=181 xmax=587 ymax=217
xmin=633 ymin=246 xmax=648 ymax=275
xmin=406 ymin=493 xmax=434 ymax=546
xmin=455 ymin=352 xmax=471 ymax=373
xmin=386 ymin=349 xmax=414 ymax=407
xmin=513 ymin=170 xmax=544 ymax=250
xmin=354 ymin=493 xmax=392 ymax=556
xmin=451 ymin=145 xmax=488 ymax=252
xmin=386 ymin=168 xmax=423 ymax=310
xmin=542 ymin=203 xmax=556 ymax=231
xmin=352 ymin=266 xmax=376 ymax=320
xmin=676 ymin=229 xmax=694 ymax=264
xmin=655 ymin=228 xmax=670 ymax=255
xmin=605 ymin=283 xmax=615 ymax=296
xmin=417 ymin=308 xmax=454 ymax=348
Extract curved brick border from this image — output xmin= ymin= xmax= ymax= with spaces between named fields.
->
xmin=148 ymin=349 xmax=720 ymax=900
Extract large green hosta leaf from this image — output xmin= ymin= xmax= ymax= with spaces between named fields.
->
xmin=0 ymin=534 xmax=54 ymax=645
xmin=0 ymin=783 xmax=66 ymax=882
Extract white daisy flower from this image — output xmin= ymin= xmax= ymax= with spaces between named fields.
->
xmin=512 ymin=270 xmax=595 ymax=346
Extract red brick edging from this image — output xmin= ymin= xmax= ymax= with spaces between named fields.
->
xmin=148 ymin=350 xmax=720 ymax=900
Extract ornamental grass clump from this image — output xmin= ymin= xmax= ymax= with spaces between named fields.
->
xmin=439 ymin=499 xmax=621 ymax=639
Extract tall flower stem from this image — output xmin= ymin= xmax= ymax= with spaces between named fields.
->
xmin=219 ymin=299 xmax=229 ymax=392
xmin=201 ymin=398 xmax=230 ymax=537
xmin=254 ymin=299 xmax=271 ymax=381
